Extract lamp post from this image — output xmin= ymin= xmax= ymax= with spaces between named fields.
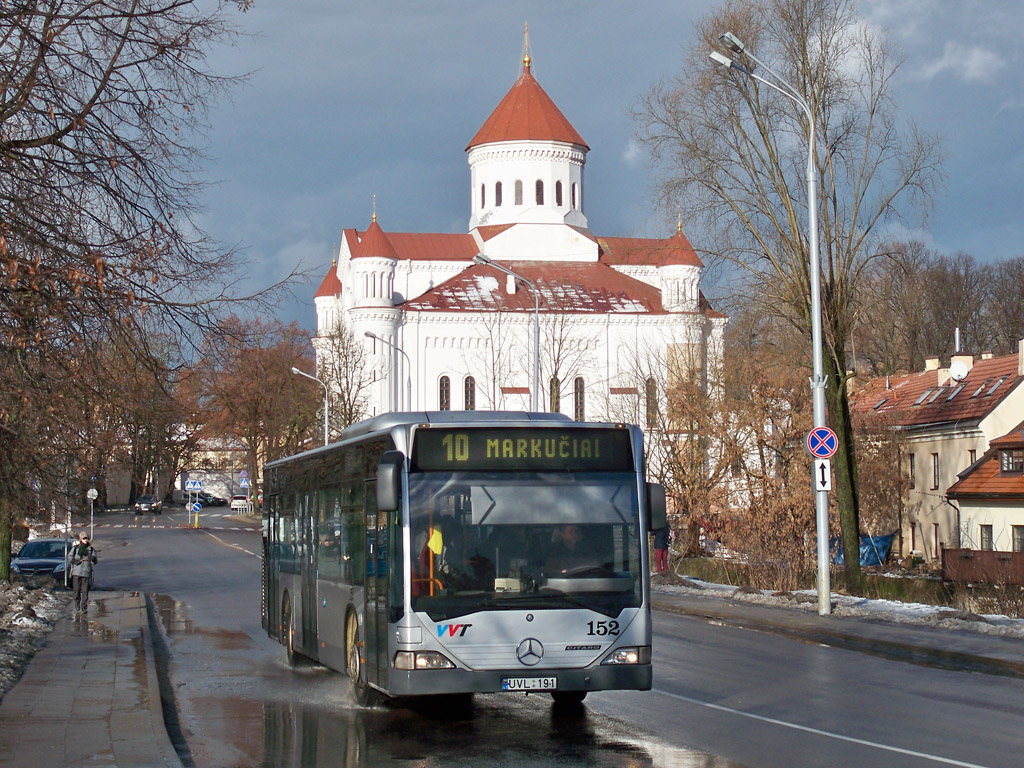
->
xmin=472 ymin=254 xmax=540 ymax=411
xmin=364 ymin=331 xmax=412 ymax=411
xmin=291 ymin=366 xmax=329 ymax=446
xmin=711 ymin=33 xmax=831 ymax=616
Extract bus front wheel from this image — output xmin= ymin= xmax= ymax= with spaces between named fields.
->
xmin=282 ymin=594 xmax=301 ymax=667
xmin=346 ymin=614 xmax=374 ymax=706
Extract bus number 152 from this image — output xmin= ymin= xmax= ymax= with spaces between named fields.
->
xmin=587 ymin=620 xmax=620 ymax=636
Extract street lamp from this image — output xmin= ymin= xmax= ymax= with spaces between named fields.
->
xmin=472 ymin=253 xmax=540 ymax=411
xmin=711 ymin=33 xmax=831 ymax=616
xmin=291 ymin=366 xmax=329 ymax=446
xmin=364 ymin=331 xmax=412 ymax=411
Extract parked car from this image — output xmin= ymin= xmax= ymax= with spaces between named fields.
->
xmin=198 ymin=491 xmax=228 ymax=507
xmin=133 ymin=494 xmax=162 ymax=515
xmin=230 ymin=494 xmax=249 ymax=512
xmin=10 ymin=538 xmax=69 ymax=587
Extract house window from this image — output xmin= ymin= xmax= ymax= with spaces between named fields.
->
xmin=439 ymin=376 xmax=450 ymax=411
xmin=931 ymin=453 xmax=939 ymax=490
xmin=495 ymin=181 xmax=502 ymax=207
xmin=934 ymin=523 xmax=941 ymax=556
xmin=480 ymin=184 xmax=485 ymax=209
xmin=573 ymin=377 xmax=585 ymax=421
xmin=908 ymin=454 xmax=915 ymax=489
xmin=980 ymin=525 xmax=993 ymax=551
xmin=555 ymin=181 xmax=563 ymax=206
xmin=1013 ymin=526 xmax=1024 ymax=553
xmin=464 ymin=376 xmax=476 ymax=411
xmin=549 ymin=375 xmax=560 ymax=413
xmin=968 ymin=449 xmax=977 ymax=466
xmin=535 ymin=179 xmax=544 ymax=205
xmin=514 ymin=180 xmax=523 ymax=206
xmin=645 ymin=378 xmax=658 ymax=427
xmin=1000 ymin=449 xmax=1024 ymax=473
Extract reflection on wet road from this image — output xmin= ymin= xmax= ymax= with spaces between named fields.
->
xmin=150 ymin=591 xmax=739 ymax=768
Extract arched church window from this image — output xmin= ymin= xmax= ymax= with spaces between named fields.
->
xmin=495 ymin=181 xmax=502 ymax=207
xmin=574 ymin=377 xmax=585 ymax=421
xmin=514 ymin=180 xmax=523 ymax=206
xmin=572 ymin=182 xmax=578 ymax=209
xmin=464 ymin=376 xmax=476 ymax=411
xmin=480 ymin=184 xmax=485 ymax=209
xmin=555 ymin=181 xmax=563 ymax=207
xmin=535 ymin=180 xmax=544 ymax=205
xmin=439 ymin=376 xmax=451 ymax=411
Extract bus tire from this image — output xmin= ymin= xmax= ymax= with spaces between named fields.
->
xmin=282 ymin=594 xmax=301 ymax=667
xmin=346 ymin=613 xmax=374 ymax=706
xmin=551 ymin=691 xmax=587 ymax=706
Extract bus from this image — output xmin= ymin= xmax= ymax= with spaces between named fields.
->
xmin=261 ymin=411 xmax=666 ymax=706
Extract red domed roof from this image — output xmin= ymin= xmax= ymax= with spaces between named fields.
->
xmin=314 ymin=262 xmax=342 ymax=298
xmin=466 ymin=58 xmax=588 ymax=151
xmin=352 ymin=218 xmax=399 ymax=260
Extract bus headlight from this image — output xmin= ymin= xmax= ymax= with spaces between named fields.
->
xmin=601 ymin=646 xmax=651 ymax=665
xmin=394 ymin=651 xmax=456 ymax=670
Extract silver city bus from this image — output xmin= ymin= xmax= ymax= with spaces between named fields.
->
xmin=262 ymin=411 xmax=667 ymax=705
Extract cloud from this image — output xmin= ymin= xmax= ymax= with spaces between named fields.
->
xmin=622 ymin=138 xmax=644 ymax=169
xmin=918 ymin=41 xmax=1003 ymax=83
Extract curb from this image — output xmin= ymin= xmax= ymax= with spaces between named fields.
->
xmin=134 ymin=592 xmax=184 ymax=767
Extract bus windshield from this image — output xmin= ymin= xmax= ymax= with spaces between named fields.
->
xmin=408 ymin=471 xmax=641 ymax=620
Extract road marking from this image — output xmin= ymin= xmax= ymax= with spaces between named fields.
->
xmin=200 ymin=529 xmax=259 ymax=558
xmin=656 ymin=689 xmax=991 ymax=768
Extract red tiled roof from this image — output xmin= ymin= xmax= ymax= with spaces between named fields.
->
xmin=314 ymin=263 xmax=342 ymax=298
xmin=851 ymin=353 xmax=1022 ymax=429
xmin=466 ymin=61 xmax=588 ymax=151
xmin=948 ymin=420 xmax=1024 ymax=499
xmin=345 ymin=228 xmax=478 ymax=262
xmin=598 ymin=232 xmax=703 ymax=268
xmin=476 ymin=224 xmax=516 ymax=242
xmin=402 ymin=262 xmax=666 ymax=314
xmin=350 ymin=219 xmax=398 ymax=260
xmin=501 ymin=386 xmax=530 ymax=395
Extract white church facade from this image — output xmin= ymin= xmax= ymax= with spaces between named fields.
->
xmin=313 ymin=52 xmax=726 ymax=427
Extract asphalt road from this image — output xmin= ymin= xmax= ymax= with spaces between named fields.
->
xmin=92 ymin=506 xmax=1023 ymax=768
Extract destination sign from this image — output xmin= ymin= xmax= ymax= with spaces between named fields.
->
xmin=411 ymin=427 xmax=634 ymax=472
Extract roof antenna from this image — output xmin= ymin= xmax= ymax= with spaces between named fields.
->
xmin=954 ymin=326 xmax=960 ymax=354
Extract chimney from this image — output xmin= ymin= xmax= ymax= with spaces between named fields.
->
xmin=981 ymin=351 xmax=994 ymax=360
xmin=924 ymin=357 xmax=940 ymax=372
xmin=1019 ymin=339 xmax=1024 ymax=377
xmin=505 ymin=274 xmax=516 ymax=295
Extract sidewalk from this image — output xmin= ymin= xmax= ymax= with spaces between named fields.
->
xmin=0 ymin=591 xmax=181 ymax=768
xmin=651 ymin=586 xmax=1024 ymax=678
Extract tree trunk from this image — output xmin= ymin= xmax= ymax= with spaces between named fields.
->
xmin=0 ymin=499 xmax=11 ymax=582
xmin=824 ymin=350 xmax=862 ymax=591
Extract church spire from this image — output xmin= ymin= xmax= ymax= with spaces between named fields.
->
xmin=522 ymin=22 xmax=532 ymax=73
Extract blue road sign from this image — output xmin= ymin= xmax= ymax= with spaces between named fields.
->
xmin=192 ymin=502 xmax=202 ymax=512
xmin=807 ymin=427 xmax=839 ymax=459
xmin=239 ymin=477 xmax=250 ymax=488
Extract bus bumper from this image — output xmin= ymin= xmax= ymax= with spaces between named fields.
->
xmin=384 ymin=663 xmax=651 ymax=697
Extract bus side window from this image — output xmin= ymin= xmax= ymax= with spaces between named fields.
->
xmin=317 ymin=487 xmax=341 ymax=581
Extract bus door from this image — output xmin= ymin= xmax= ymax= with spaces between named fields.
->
xmin=363 ymin=478 xmax=389 ymax=690
xmin=262 ymin=498 xmax=277 ymax=634
xmin=299 ymin=491 xmax=318 ymax=657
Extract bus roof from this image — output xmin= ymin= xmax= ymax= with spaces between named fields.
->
xmin=341 ymin=410 xmax=572 ymax=441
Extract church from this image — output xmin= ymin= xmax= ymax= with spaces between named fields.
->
xmin=312 ymin=48 xmax=726 ymax=427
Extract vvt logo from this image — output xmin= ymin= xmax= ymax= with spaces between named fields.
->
xmin=437 ymin=623 xmax=473 ymax=638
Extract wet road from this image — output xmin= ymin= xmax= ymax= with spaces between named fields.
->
xmin=92 ymin=508 xmax=1024 ymax=768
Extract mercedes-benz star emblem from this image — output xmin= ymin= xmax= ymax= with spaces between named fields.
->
xmin=516 ymin=637 xmax=544 ymax=666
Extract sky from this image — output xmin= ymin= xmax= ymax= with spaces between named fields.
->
xmin=196 ymin=1 xmax=1024 ymax=331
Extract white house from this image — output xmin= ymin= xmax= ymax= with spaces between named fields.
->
xmin=313 ymin=51 xmax=726 ymax=428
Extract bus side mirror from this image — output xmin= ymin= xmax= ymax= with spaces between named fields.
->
xmin=377 ymin=451 xmax=405 ymax=512
xmin=646 ymin=483 xmax=666 ymax=531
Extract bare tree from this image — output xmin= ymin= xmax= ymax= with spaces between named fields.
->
xmin=540 ymin=312 xmax=599 ymax=414
xmin=988 ymin=256 xmax=1024 ymax=355
xmin=634 ymin=0 xmax=943 ymax=588
xmin=0 ymin=2 xmax=294 ymax=579
xmin=316 ymin=322 xmax=373 ymax=432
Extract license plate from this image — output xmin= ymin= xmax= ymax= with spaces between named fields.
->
xmin=502 ymin=676 xmax=557 ymax=692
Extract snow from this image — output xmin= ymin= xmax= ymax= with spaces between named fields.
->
xmin=654 ymin=575 xmax=1024 ymax=639
xmin=0 ymin=582 xmax=68 ymax=700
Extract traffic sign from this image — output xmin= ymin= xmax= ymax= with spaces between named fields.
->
xmin=239 ymin=470 xmax=248 ymax=478
xmin=192 ymin=502 xmax=202 ymax=513
xmin=87 ymin=488 xmax=98 ymax=500
xmin=813 ymin=459 xmax=832 ymax=491
xmin=806 ymin=427 xmax=838 ymax=459
xmin=239 ymin=477 xmax=250 ymax=488
xmin=185 ymin=480 xmax=203 ymax=491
